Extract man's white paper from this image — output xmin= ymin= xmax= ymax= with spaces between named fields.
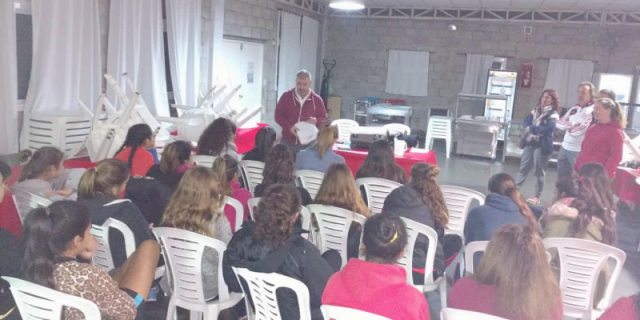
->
xmin=295 ymin=121 xmax=319 ymax=145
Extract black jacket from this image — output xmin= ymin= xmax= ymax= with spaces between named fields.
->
xmin=382 ymin=185 xmax=445 ymax=277
xmin=81 ymin=194 xmax=156 ymax=267
xmin=124 ymin=178 xmax=172 ymax=226
xmin=222 ymin=221 xmax=333 ymax=320
xmin=145 ymin=164 xmax=184 ymax=193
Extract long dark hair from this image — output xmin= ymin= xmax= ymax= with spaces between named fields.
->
xmin=539 ymin=89 xmax=561 ymax=113
xmin=115 ymin=123 xmax=153 ymax=168
xmin=197 ymin=118 xmax=237 ymax=156
xmin=571 ymin=163 xmax=617 ymax=245
xmin=356 ymin=140 xmax=406 ymax=184
xmin=255 ymin=184 xmax=301 ymax=245
xmin=21 ymin=201 xmax=92 ymax=288
xmin=363 ymin=214 xmax=408 ymax=264
xmin=252 ymin=126 xmax=276 ymax=162
xmin=408 ymin=163 xmax=448 ymax=227
xmin=159 ymin=140 xmax=191 ymax=174
xmin=488 ymin=173 xmax=537 ymax=228
xmin=262 ymin=144 xmax=296 ymax=188
xmin=18 ymin=147 xmax=64 ymax=182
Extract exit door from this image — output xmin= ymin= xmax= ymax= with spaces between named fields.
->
xmin=219 ymin=39 xmax=264 ymax=127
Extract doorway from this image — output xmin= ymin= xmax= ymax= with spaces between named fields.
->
xmin=220 ymin=39 xmax=264 ymax=127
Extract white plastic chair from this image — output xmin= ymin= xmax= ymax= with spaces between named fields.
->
xmin=425 ymin=116 xmax=453 ymax=158
xmin=3 ymin=276 xmax=101 ymax=320
xmin=90 ymin=218 xmax=136 ymax=272
xmin=331 ymin=119 xmax=359 ymax=143
xmin=11 ymin=187 xmax=53 ymax=224
xmin=543 ymin=238 xmax=626 ymax=320
xmin=355 ymin=178 xmax=402 ymax=215
xmin=441 ymin=185 xmax=486 ymax=241
xmin=397 ymin=217 xmax=448 ymax=308
xmin=321 ymin=305 xmax=391 ymax=320
xmin=223 ymin=196 xmax=244 ymax=232
xmin=239 ymin=160 xmax=265 ymax=196
xmin=440 ymin=308 xmax=507 ymax=320
xmin=232 ymin=267 xmax=311 ymax=320
xmin=299 ymin=206 xmax=312 ymax=233
xmin=307 ymin=204 xmax=367 ymax=269
xmin=20 ymin=112 xmax=96 ymax=159
xmin=463 ymin=241 xmax=489 ymax=275
xmin=247 ymin=197 xmax=260 ymax=221
xmin=295 ymin=170 xmax=325 ymax=200
xmin=190 ymin=155 xmax=217 ymax=168
xmin=153 ymin=227 xmax=243 ymax=320
xmin=383 ymin=123 xmax=411 ymax=136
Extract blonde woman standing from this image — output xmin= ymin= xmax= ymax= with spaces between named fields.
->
xmin=161 ymin=166 xmax=232 ymax=300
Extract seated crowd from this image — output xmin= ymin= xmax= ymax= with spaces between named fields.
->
xmin=0 ymin=119 xmax=638 ymax=320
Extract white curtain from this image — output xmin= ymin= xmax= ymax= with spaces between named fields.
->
xmin=300 ymin=16 xmax=319 ymax=83
xmin=277 ymin=11 xmax=302 ymax=100
xmin=385 ymin=50 xmax=430 ymax=97
xmin=166 ymin=0 xmax=202 ymax=107
xmin=0 ymin=0 xmax=19 ymax=154
xmin=107 ymin=0 xmax=169 ymax=116
xmin=25 ymin=0 xmax=101 ymax=115
xmin=544 ymin=59 xmax=595 ymax=110
xmin=462 ymin=54 xmax=495 ymax=94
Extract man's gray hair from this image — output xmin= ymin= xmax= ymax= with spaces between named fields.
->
xmin=296 ymin=69 xmax=312 ymax=81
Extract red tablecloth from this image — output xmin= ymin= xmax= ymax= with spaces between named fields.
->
xmin=1 ymin=158 xmax=97 ymax=237
xmin=235 ymin=123 xmax=268 ymax=154
xmin=335 ymin=148 xmax=438 ymax=177
xmin=613 ymin=167 xmax=640 ymax=206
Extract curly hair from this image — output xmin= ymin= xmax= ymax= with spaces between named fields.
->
xmin=197 ymin=117 xmax=237 ymax=156
xmin=409 ymin=163 xmax=448 ymax=227
xmin=254 ymin=184 xmax=302 ymax=245
xmin=356 ymin=140 xmax=407 ymax=184
xmin=570 ymin=163 xmax=617 ymax=245
xmin=262 ymin=144 xmax=296 ymax=188
xmin=539 ymin=89 xmax=561 ymax=113
xmin=162 ymin=166 xmax=225 ymax=238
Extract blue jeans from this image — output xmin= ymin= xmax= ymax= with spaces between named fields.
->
xmin=557 ymin=147 xmax=579 ymax=179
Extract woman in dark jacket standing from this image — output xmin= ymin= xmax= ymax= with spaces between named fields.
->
xmin=465 ymin=174 xmax=538 ymax=244
xmin=516 ymin=89 xmax=561 ymax=205
xmin=223 ymin=184 xmax=340 ymax=320
xmin=382 ymin=163 xmax=461 ymax=284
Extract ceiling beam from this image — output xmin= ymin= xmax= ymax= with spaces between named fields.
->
xmin=276 ymin=0 xmax=328 ymax=15
xmin=328 ymin=7 xmax=640 ymax=26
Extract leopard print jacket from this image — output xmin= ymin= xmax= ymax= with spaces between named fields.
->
xmin=53 ymin=261 xmax=136 ymax=320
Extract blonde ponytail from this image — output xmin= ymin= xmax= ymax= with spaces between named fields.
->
xmin=212 ymin=157 xmax=233 ymax=197
xmin=78 ymin=159 xmax=130 ymax=200
xmin=78 ymin=167 xmax=98 ymax=199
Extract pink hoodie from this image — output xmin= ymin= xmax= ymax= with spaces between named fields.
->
xmin=224 ymin=182 xmax=252 ymax=232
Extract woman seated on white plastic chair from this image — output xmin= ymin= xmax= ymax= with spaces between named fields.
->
xmin=197 ymin=117 xmax=238 ymax=161
xmin=14 ymin=147 xmax=79 ymax=202
xmin=322 ymin=214 xmax=429 ymax=320
xmin=222 ymin=184 xmax=340 ymax=320
xmin=253 ymin=144 xmax=312 ymax=206
xmin=449 ymin=224 xmax=562 ymax=320
xmin=296 ymin=126 xmax=345 ymax=173
xmin=160 ymin=166 xmax=233 ymax=302
xmin=21 ymin=201 xmax=159 ymax=320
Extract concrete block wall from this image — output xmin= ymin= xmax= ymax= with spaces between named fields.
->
xmin=325 ymin=18 xmax=640 ymax=128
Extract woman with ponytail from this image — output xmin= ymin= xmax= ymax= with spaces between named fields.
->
xmin=212 ymin=155 xmax=251 ymax=230
xmin=322 ymin=214 xmax=430 ymax=320
xmin=114 ymin=123 xmax=156 ymax=176
xmin=465 ymin=173 xmax=538 ymax=245
xmin=14 ymin=146 xmax=77 ymax=204
xmin=146 ymin=140 xmax=192 ymax=191
xmin=78 ymin=159 xmax=156 ymax=268
xmin=382 ymin=162 xmax=462 ymax=284
xmin=21 ymin=201 xmax=159 ymax=320
xmin=543 ymin=162 xmax=617 ymax=305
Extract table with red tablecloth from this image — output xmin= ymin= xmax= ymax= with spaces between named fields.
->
xmin=613 ymin=167 xmax=640 ymax=206
xmin=335 ymin=148 xmax=438 ymax=177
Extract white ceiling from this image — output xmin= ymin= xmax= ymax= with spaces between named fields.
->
xmin=357 ymin=0 xmax=640 ymax=11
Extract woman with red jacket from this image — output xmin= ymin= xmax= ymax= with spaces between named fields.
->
xmin=322 ymin=214 xmax=430 ymax=320
xmin=574 ymin=98 xmax=626 ymax=179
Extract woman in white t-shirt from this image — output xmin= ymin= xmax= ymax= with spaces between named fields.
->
xmin=555 ymin=81 xmax=596 ymax=178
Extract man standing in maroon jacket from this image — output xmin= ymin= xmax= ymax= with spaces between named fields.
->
xmin=275 ymin=70 xmax=328 ymax=152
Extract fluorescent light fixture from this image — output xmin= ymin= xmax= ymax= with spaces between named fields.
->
xmin=329 ymin=1 xmax=365 ymax=10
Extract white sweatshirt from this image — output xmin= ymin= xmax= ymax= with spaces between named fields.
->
xmin=555 ymin=103 xmax=594 ymax=152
